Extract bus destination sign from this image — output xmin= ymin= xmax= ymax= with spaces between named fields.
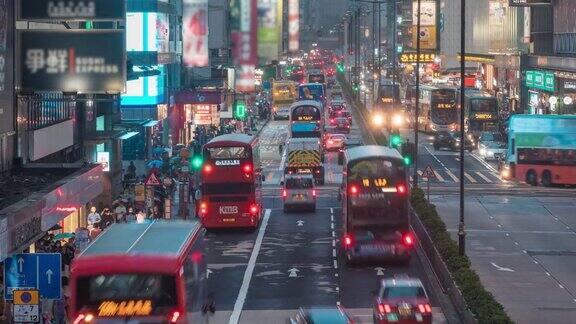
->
xmin=297 ymin=116 xmax=314 ymax=121
xmin=98 ymin=300 xmax=153 ymax=317
xmin=215 ymin=159 xmax=241 ymax=166
xmin=473 ymin=113 xmax=494 ymax=120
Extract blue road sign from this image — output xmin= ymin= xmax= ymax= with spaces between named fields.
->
xmin=4 ymin=253 xmax=61 ymax=300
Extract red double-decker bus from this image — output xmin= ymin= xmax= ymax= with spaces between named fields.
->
xmin=199 ymin=134 xmax=263 ymax=229
xmin=70 ymin=220 xmax=208 ymax=324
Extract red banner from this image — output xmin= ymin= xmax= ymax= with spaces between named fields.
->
xmin=183 ymin=0 xmax=209 ymax=67
xmin=233 ymin=0 xmax=257 ymax=92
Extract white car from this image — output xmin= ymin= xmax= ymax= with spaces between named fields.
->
xmin=478 ymin=141 xmax=507 ymax=160
xmin=324 ymin=134 xmax=346 ymax=151
xmin=282 ymin=174 xmax=316 ymax=212
xmin=273 ymin=105 xmax=291 ymax=120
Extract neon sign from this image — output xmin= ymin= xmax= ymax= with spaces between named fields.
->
xmin=474 ymin=113 xmax=494 ymax=120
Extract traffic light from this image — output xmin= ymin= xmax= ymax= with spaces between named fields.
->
xmin=191 ymin=155 xmax=203 ymax=170
xmin=401 ymin=142 xmax=416 ymax=166
xmin=337 ymin=62 xmax=345 ymax=73
xmin=234 ymin=100 xmax=247 ymax=120
xmin=390 ymin=133 xmax=402 ymax=148
xmin=352 ymin=82 xmax=359 ymax=93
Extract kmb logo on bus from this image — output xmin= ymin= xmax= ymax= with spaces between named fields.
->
xmin=219 ymin=206 xmax=239 ymax=214
xmin=215 ymin=160 xmax=240 ymax=166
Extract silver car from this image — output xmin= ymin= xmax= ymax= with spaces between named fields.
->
xmin=282 ymin=175 xmax=316 ymax=212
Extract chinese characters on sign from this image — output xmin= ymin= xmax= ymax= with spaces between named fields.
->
xmin=19 ymin=0 xmax=126 ymax=20
xmin=399 ymin=52 xmax=437 ymax=64
xmin=288 ymin=0 xmax=299 ymax=52
xmin=19 ymin=31 xmax=125 ymax=92
xmin=183 ymin=0 xmax=209 ymax=67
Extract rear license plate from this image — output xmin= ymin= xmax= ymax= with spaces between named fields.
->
xmin=360 ymin=244 xmax=395 ymax=255
xmin=398 ymin=303 xmax=412 ymax=317
xmin=222 ymin=218 xmax=236 ymax=222
xmin=293 ymin=194 xmax=305 ymax=200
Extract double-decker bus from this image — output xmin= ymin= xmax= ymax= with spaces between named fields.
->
xmin=289 ymin=100 xmax=324 ymax=139
xmin=298 ymin=83 xmax=326 ymax=105
xmin=199 ymin=134 xmax=263 ymax=229
xmin=503 ymin=114 xmax=576 ymax=186
xmin=70 ymin=220 xmax=208 ymax=324
xmin=341 ymin=146 xmax=414 ymax=264
xmin=418 ymin=85 xmax=458 ymax=133
xmin=375 ymin=79 xmax=400 ymax=111
xmin=457 ymin=89 xmax=499 ymax=137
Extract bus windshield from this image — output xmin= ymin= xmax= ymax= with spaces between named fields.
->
xmin=378 ymin=84 xmax=400 ymax=105
xmin=431 ymin=90 xmax=457 ymax=125
xmin=298 ymin=85 xmax=324 ymax=101
xmin=308 ymin=74 xmax=325 ymax=84
xmin=76 ymin=274 xmax=177 ymax=316
xmin=291 ymin=105 xmax=321 ymax=121
xmin=205 ymin=146 xmax=248 ymax=159
xmin=470 ymin=98 xmax=497 ymax=113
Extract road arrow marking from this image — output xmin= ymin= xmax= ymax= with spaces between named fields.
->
xmin=296 ymin=220 xmax=304 ymax=226
xmin=17 ymin=257 xmax=24 ymax=273
xmin=46 ymin=269 xmax=53 ymax=284
xmin=288 ymin=268 xmax=300 ymax=277
xmin=375 ymin=267 xmax=385 ymax=276
xmin=207 ymin=269 xmax=213 ymax=278
xmin=491 ymin=262 xmax=515 ymax=272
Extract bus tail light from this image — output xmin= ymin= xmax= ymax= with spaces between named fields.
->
xmin=250 ymin=204 xmax=259 ymax=215
xmin=403 ymin=233 xmax=415 ymax=246
xmin=418 ymin=303 xmax=432 ymax=314
xmin=396 ymin=182 xmax=408 ymax=196
xmin=168 ymin=309 xmax=181 ymax=323
xmin=349 ymin=185 xmax=358 ymax=195
xmin=199 ymin=202 xmax=208 ymax=216
xmin=312 ymin=189 xmax=317 ymax=197
xmin=343 ymin=234 xmax=354 ymax=247
xmin=378 ymin=304 xmax=392 ymax=314
xmin=282 ymin=189 xmax=287 ymax=198
xmin=243 ymin=164 xmax=253 ymax=173
xmin=203 ymin=164 xmax=212 ymax=173
xmin=74 ymin=313 xmax=94 ymax=324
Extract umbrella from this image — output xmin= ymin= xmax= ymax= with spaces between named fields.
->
xmin=153 ymin=147 xmax=167 ymax=156
xmin=53 ymin=233 xmax=75 ymax=240
xmin=147 ymin=160 xmax=164 ymax=169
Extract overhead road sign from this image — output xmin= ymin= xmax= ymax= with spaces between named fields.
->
xmin=4 ymin=253 xmax=62 ymax=300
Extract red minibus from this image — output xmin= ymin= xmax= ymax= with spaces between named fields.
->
xmin=199 ymin=134 xmax=263 ymax=229
xmin=70 ymin=220 xmax=208 ymax=323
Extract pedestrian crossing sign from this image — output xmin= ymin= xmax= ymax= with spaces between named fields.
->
xmin=422 ymin=165 xmax=436 ymax=179
xmin=145 ymin=172 xmax=162 ymax=186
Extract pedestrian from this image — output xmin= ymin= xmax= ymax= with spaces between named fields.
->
xmin=125 ymin=207 xmax=136 ymax=222
xmin=127 ymin=161 xmax=137 ymax=179
xmin=52 ymin=277 xmax=69 ymax=324
xmin=87 ymin=207 xmax=101 ymax=229
xmin=114 ymin=202 xmax=127 ymax=223
xmin=136 ymin=210 xmax=147 ymax=223
xmin=101 ymin=207 xmax=114 ymax=228
xmin=278 ymin=143 xmax=284 ymax=155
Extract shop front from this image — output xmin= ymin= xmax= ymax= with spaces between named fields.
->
xmin=0 ymin=165 xmax=104 ymax=262
xmin=173 ymin=90 xmax=223 ymax=145
xmin=524 ymin=69 xmax=556 ymax=115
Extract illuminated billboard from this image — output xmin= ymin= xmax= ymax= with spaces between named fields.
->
xmin=183 ymin=0 xmax=209 ymax=67
xmin=126 ymin=12 xmax=169 ymax=52
xmin=121 ymin=66 xmax=165 ymax=106
xmin=288 ymin=0 xmax=299 ymax=52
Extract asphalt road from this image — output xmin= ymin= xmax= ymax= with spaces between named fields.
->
xmin=204 ymin=110 xmax=456 ymax=323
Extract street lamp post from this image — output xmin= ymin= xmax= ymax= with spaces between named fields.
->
xmin=458 ymin=0 xmax=467 ymax=256
xmin=413 ymin=0 xmax=421 ymax=188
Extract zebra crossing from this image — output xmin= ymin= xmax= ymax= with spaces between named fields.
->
xmin=414 ymin=169 xmax=502 ymax=184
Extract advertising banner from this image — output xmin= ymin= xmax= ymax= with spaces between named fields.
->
xmin=509 ymin=0 xmax=551 ymax=6
xmin=288 ymin=0 xmax=299 ymax=52
xmin=19 ymin=30 xmax=125 ymax=93
xmin=0 ymin=0 xmax=14 ymax=134
xmin=412 ymin=26 xmax=437 ymax=50
xmin=183 ymin=0 xmax=208 ymax=67
xmin=19 ymin=0 xmax=125 ymax=20
xmin=234 ymin=0 xmax=257 ymax=92
xmin=412 ymin=0 xmax=436 ymax=26
xmin=257 ymin=0 xmax=279 ymax=62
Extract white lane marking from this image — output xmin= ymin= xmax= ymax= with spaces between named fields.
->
xmin=331 ymin=214 xmax=334 ymax=222
xmin=279 ymin=147 xmax=287 ymax=171
xmin=463 ymin=172 xmax=477 ymax=183
xmin=470 ymin=152 xmax=500 ymax=174
xmin=445 ymin=170 xmax=459 ymax=182
xmin=333 ymin=259 xmax=338 ymax=269
xmin=433 ymin=171 xmax=445 ymax=182
xmin=332 ymin=240 xmax=336 ymax=247
xmin=333 ymin=249 xmax=337 ymax=257
xmin=331 ymin=223 xmax=334 ymax=230
xmin=475 ymin=171 xmax=493 ymax=183
xmin=332 ymin=230 xmax=336 ymax=237
xmin=229 ymin=209 xmax=271 ymax=324
xmin=491 ymin=262 xmax=515 ymax=272
xmin=330 ymin=207 xmax=334 ymax=214
xmin=424 ymin=146 xmax=450 ymax=171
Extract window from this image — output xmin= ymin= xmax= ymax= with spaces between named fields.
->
xmin=286 ymin=178 xmax=314 ymax=189
xmin=381 ymin=286 xmax=426 ymax=299
xmin=76 ymin=274 xmax=177 ymax=313
xmin=291 ymin=105 xmax=321 ymax=120
xmin=517 ymin=148 xmax=576 ymax=166
xmin=203 ymin=183 xmax=253 ymax=195
xmin=470 ymin=99 xmax=497 ymax=112
xmin=205 ymin=146 xmax=248 ymax=159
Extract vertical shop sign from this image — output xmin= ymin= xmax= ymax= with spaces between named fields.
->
xmin=0 ymin=0 xmax=14 ymax=135
xmin=288 ymin=0 xmax=299 ymax=52
xmin=257 ymin=0 xmax=279 ymax=62
xmin=235 ymin=0 xmax=257 ymax=92
xmin=183 ymin=0 xmax=208 ymax=67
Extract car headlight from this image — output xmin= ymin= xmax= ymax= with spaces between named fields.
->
xmin=392 ymin=114 xmax=404 ymax=127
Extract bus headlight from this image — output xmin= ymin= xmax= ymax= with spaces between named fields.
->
xmin=373 ymin=113 xmax=385 ymax=126
xmin=392 ymin=114 xmax=404 ymax=127
xmin=501 ymin=166 xmax=511 ymax=179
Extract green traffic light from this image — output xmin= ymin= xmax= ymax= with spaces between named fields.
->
xmin=337 ymin=62 xmax=345 ymax=73
xmin=403 ymin=156 xmax=412 ymax=166
xmin=391 ymin=134 xmax=402 ymax=148
xmin=191 ymin=156 xmax=203 ymax=170
xmin=234 ymin=100 xmax=247 ymax=120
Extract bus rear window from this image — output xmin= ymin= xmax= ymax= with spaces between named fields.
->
xmin=286 ymin=178 xmax=314 ymax=189
xmin=203 ymin=182 xmax=253 ymax=195
xmin=347 ymin=158 xmax=405 ymax=191
xmin=470 ymin=99 xmax=497 ymax=112
xmin=206 ymin=146 xmax=248 ymax=159
xmin=76 ymin=274 xmax=177 ymax=315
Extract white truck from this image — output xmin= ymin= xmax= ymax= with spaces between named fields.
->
xmin=284 ymin=138 xmax=325 ymax=185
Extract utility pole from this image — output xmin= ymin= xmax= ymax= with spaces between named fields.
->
xmin=458 ymin=0 xmax=467 ymax=256
xmin=413 ymin=0 xmax=421 ymax=188
xmin=377 ymin=1 xmax=381 ymax=91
